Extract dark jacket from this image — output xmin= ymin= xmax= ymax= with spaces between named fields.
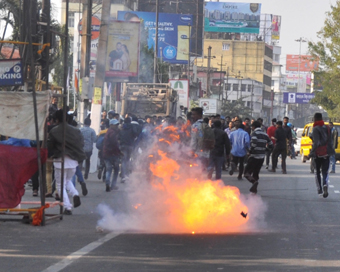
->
xmin=103 ymin=127 xmax=121 ymax=159
xmin=249 ymin=128 xmax=273 ymax=159
xmin=119 ymin=123 xmax=139 ymax=147
xmin=310 ymin=123 xmax=335 ymax=158
xmin=283 ymin=125 xmax=292 ymax=143
xmin=47 ymin=123 xmax=86 ymax=162
xmin=274 ymin=127 xmax=286 ymax=149
xmin=210 ymin=128 xmax=231 ymax=157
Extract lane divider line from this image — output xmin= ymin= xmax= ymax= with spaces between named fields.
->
xmin=42 ymin=231 xmax=121 ymax=272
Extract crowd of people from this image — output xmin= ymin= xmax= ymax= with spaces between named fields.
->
xmin=26 ymin=99 xmax=336 ymax=215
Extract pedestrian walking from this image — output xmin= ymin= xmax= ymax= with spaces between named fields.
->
xmin=229 ymin=119 xmax=250 ymax=180
xmin=329 ymin=122 xmax=338 ymax=173
xmin=266 ymin=118 xmax=277 ymax=169
xmin=244 ymin=121 xmax=273 ymax=194
xmin=308 ymin=113 xmax=334 ymax=198
xmin=268 ymin=121 xmax=287 ymax=174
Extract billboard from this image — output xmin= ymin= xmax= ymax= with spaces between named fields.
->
xmin=271 ymin=15 xmax=281 ymax=40
xmin=204 ymin=2 xmax=262 ymax=34
xmin=118 ymin=11 xmax=192 ymax=64
xmin=0 ymin=59 xmax=23 ymax=86
xmin=105 ymin=21 xmax=140 ymax=78
xmin=283 ymin=92 xmax=315 ymax=104
xmin=286 ymin=55 xmax=319 ymax=72
xmin=169 ymin=79 xmax=189 ymax=108
xmin=199 ymin=98 xmax=222 ymax=115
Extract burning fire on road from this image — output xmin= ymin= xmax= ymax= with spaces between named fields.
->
xmin=97 ymin=124 xmax=267 ymax=234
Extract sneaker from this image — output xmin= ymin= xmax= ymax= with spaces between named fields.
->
xmin=268 ymin=169 xmax=276 ymax=173
xmin=111 ymin=186 xmax=119 ymax=191
xmin=237 ymin=176 xmax=243 ymax=180
xmin=106 ymin=185 xmax=111 ymax=192
xmin=63 ymin=209 xmax=72 ymax=215
xmin=97 ymin=169 xmax=102 ymax=179
xmin=32 ymin=190 xmax=38 ymax=197
xmin=55 ymin=193 xmax=61 ymax=201
xmin=27 ymin=179 xmax=33 ymax=187
xmin=323 ymin=185 xmax=328 ymax=198
xmin=229 ymin=169 xmax=234 ymax=176
xmin=265 ymin=165 xmax=269 ymax=169
xmin=249 ymin=181 xmax=259 ymax=194
xmin=81 ymin=182 xmax=88 ymax=196
xmin=73 ymin=195 xmax=81 ymax=208
xmin=318 ymin=189 xmax=323 ymax=196
xmin=330 ymin=171 xmax=335 ymax=174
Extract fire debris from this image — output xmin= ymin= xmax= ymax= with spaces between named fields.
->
xmin=241 ymin=211 xmax=248 ymax=218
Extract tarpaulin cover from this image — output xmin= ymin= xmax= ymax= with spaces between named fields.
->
xmin=0 ymin=92 xmax=49 ymax=140
xmin=0 ymin=145 xmax=47 ymax=208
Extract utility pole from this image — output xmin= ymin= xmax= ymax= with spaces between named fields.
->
xmin=295 ymin=37 xmax=307 ymax=92
xmin=217 ymin=55 xmax=226 ymax=101
xmin=206 ymin=46 xmax=212 ymax=97
xmin=225 ymin=67 xmax=229 ymax=102
xmin=251 ymin=80 xmax=254 ymax=117
xmin=41 ymin=0 xmax=51 ymax=91
xmin=81 ymin=0 xmax=92 ymax=79
xmin=153 ymin=0 xmax=159 ymax=83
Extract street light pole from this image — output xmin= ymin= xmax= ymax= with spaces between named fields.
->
xmin=295 ymin=37 xmax=307 ymax=92
xmin=153 ymin=0 xmax=159 ymax=83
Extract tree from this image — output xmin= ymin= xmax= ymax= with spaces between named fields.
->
xmin=308 ymin=2 xmax=340 ymax=118
xmin=221 ymin=98 xmax=252 ymax=119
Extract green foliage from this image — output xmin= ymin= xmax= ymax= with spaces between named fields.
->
xmin=308 ymin=2 xmax=340 ymax=118
xmin=0 ymin=0 xmax=22 ymax=41
xmin=221 ymin=98 xmax=252 ymax=119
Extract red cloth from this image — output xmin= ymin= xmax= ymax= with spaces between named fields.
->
xmin=267 ymin=125 xmax=277 ymax=145
xmin=313 ymin=120 xmax=325 ymax=127
xmin=0 ymin=145 xmax=47 ymax=208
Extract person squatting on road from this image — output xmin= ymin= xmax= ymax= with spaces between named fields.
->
xmin=308 ymin=113 xmax=335 ymax=198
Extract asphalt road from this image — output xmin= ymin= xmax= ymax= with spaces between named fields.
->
xmin=2 ymin=156 xmax=340 ymax=272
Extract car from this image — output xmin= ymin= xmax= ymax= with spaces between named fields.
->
xmin=300 ymin=122 xmax=340 ymax=162
xmin=294 ymin=128 xmax=304 ymax=155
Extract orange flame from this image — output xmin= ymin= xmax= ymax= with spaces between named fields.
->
xmin=149 ymin=149 xmax=249 ymax=233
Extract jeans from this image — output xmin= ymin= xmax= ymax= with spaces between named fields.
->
xmin=314 ymin=156 xmax=330 ymax=192
xmin=121 ymin=146 xmax=133 ymax=179
xmin=330 ymin=155 xmax=336 ymax=172
xmin=265 ymin=149 xmax=272 ymax=166
xmin=244 ymin=157 xmax=264 ymax=183
xmin=291 ymin=143 xmax=296 ymax=158
xmin=208 ymin=155 xmax=224 ymax=180
xmin=79 ymin=151 xmax=92 ymax=178
xmin=71 ymin=165 xmax=85 ymax=186
xmin=105 ymin=156 xmax=120 ymax=188
xmin=231 ymin=155 xmax=245 ymax=178
xmin=272 ymin=147 xmax=287 ymax=172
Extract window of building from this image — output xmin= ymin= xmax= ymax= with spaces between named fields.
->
xmin=247 ymin=101 xmax=251 ymax=107
xmin=69 ymin=12 xmax=75 ymax=28
xmin=232 ymin=83 xmax=238 ymax=91
xmin=241 ymin=84 xmax=246 ymax=92
xmin=222 ymin=43 xmax=230 ymax=51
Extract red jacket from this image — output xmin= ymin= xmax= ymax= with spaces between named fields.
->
xmin=267 ymin=125 xmax=277 ymax=145
xmin=103 ymin=127 xmax=121 ymax=159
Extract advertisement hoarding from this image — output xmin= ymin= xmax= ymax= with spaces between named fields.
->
xmin=199 ymin=98 xmax=222 ymax=115
xmin=204 ymin=2 xmax=262 ymax=34
xmin=118 ymin=11 xmax=192 ymax=64
xmin=286 ymin=55 xmax=319 ymax=72
xmin=283 ymin=92 xmax=315 ymax=104
xmin=0 ymin=59 xmax=23 ymax=86
xmin=105 ymin=21 xmax=140 ymax=78
xmin=271 ymin=15 xmax=281 ymax=40
xmin=169 ymin=79 xmax=189 ymax=108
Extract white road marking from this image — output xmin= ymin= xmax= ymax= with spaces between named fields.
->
xmin=41 ymin=231 xmax=121 ymax=272
xmin=334 ymin=191 xmax=340 ymax=194
xmin=329 ymin=185 xmax=334 ymax=188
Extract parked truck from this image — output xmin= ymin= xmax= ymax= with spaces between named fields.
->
xmin=120 ymin=83 xmax=179 ymax=118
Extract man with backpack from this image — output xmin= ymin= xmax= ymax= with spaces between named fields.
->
xmin=190 ymin=107 xmax=215 ymax=169
xmin=229 ymin=119 xmax=250 ymax=180
xmin=308 ymin=113 xmax=334 ymax=198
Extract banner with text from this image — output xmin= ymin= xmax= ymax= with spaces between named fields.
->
xmin=169 ymin=79 xmax=189 ymax=108
xmin=0 ymin=59 xmax=23 ymax=86
xmin=271 ymin=15 xmax=281 ymax=40
xmin=204 ymin=2 xmax=262 ymax=34
xmin=105 ymin=21 xmax=140 ymax=78
xmin=118 ymin=11 xmax=192 ymax=64
xmin=286 ymin=55 xmax=319 ymax=73
xmin=283 ymin=92 xmax=315 ymax=104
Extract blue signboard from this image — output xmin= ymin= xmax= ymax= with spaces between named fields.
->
xmin=0 ymin=59 xmax=23 ymax=86
xmin=118 ymin=11 xmax=193 ymax=64
xmin=283 ymin=92 xmax=315 ymax=104
xmin=204 ymin=2 xmax=262 ymax=34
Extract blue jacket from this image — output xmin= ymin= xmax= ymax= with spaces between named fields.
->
xmin=229 ymin=128 xmax=250 ymax=157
